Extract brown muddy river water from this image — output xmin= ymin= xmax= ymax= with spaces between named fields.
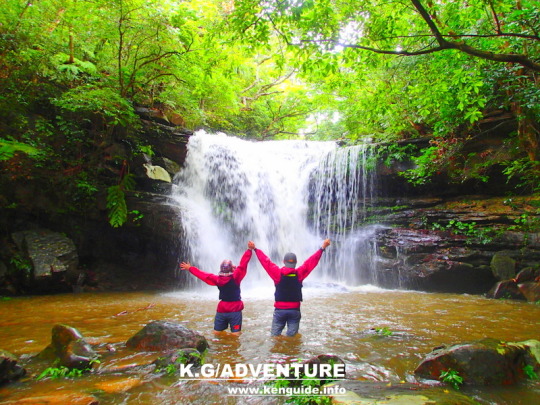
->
xmin=0 ymin=285 xmax=539 ymax=404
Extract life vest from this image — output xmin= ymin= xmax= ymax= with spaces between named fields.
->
xmin=218 ymin=277 xmax=241 ymax=301
xmin=274 ymin=273 xmax=303 ymax=302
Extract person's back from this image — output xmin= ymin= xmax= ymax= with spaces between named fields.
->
xmin=179 ymin=245 xmax=253 ymax=334
xmin=248 ymin=239 xmax=331 ymax=336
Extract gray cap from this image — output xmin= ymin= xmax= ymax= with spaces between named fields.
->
xmin=283 ymin=252 xmax=297 ymax=268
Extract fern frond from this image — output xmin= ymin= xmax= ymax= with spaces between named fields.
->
xmin=107 ymin=185 xmax=128 ymax=227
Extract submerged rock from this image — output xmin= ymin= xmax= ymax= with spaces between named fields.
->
xmin=414 ymin=338 xmax=540 ymax=386
xmin=94 ymin=377 xmax=143 ymax=394
xmin=153 ymin=348 xmax=204 ymax=372
xmin=326 ymin=380 xmax=478 ymax=405
xmin=0 ymin=349 xmax=26 ymax=385
xmin=0 ymin=389 xmax=99 ymax=405
xmin=126 ymin=321 xmax=208 ymax=353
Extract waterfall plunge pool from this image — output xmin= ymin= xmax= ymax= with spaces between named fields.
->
xmin=0 ymin=287 xmax=539 ymax=404
xmin=2 ymin=132 xmax=538 ymax=403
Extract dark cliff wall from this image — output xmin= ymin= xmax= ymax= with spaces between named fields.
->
xmin=0 ymin=110 xmax=193 ymax=294
xmin=2 ymin=111 xmax=538 ymax=296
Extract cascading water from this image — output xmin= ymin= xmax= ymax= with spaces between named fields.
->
xmin=172 ymin=130 xmax=380 ymax=289
xmin=308 ymin=144 xmax=382 ymax=285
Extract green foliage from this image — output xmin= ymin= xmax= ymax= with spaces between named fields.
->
xmin=523 ymin=365 xmax=538 ymax=380
xmin=107 ymin=185 xmax=128 ymax=228
xmin=1 ymin=0 xmax=540 ymax=231
xmin=155 ymin=350 xmax=205 ymax=375
xmin=52 ymin=87 xmax=138 ymax=129
xmin=374 ymin=327 xmax=393 ymax=337
xmin=37 ymin=366 xmax=83 ymax=380
xmin=375 ymin=143 xmax=419 ymax=167
xmin=130 ymin=210 xmax=144 ymax=224
xmin=107 ymin=174 xmax=136 ymax=228
xmin=440 ymin=368 xmax=464 ymax=390
xmin=431 ymin=220 xmax=495 ymax=245
xmin=502 ymin=158 xmax=540 ymax=194
xmin=9 ymin=254 xmax=32 ymax=278
xmin=138 ymin=145 xmax=155 ymax=158
xmin=508 ymin=213 xmax=540 ymax=233
xmin=49 ymin=53 xmax=98 ymax=82
xmin=400 ymin=147 xmax=439 ymax=185
xmin=36 ymin=359 xmax=100 ymax=380
xmin=265 ymin=373 xmax=334 ymax=405
xmin=0 ymin=140 xmax=40 ymax=161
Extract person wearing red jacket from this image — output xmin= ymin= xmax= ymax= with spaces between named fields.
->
xmin=248 ymin=239 xmax=331 ymax=336
xmin=179 ymin=244 xmax=253 ymax=335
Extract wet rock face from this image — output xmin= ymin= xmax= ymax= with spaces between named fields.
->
xmin=371 ymin=195 xmax=540 ymax=294
xmin=373 ymin=228 xmax=497 ymax=293
xmin=126 ymin=321 xmax=208 ymax=353
xmin=414 ymin=338 xmax=540 ymax=386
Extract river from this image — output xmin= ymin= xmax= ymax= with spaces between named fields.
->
xmin=0 ymin=285 xmax=539 ymax=404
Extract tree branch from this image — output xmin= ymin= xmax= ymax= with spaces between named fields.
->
xmin=409 ymin=0 xmax=540 ymax=72
xmin=296 ymin=0 xmax=540 ymax=72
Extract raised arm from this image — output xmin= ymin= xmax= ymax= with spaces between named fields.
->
xmin=233 ymin=248 xmax=253 ymax=283
xmin=297 ymin=239 xmax=331 ymax=281
xmin=249 ymin=241 xmax=282 ymax=283
xmin=179 ymin=262 xmax=219 ymax=286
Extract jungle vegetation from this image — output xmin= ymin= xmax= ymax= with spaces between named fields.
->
xmin=1 ymin=0 xmax=539 ymax=225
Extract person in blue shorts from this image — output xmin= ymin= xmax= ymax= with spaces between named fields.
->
xmin=180 ymin=244 xmax=253 ymax=334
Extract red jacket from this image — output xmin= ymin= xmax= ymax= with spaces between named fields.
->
xmin=188 ymin=249 xmax=252 ymax=313
xmin=254 ymin=248 xmax=324 ymax=309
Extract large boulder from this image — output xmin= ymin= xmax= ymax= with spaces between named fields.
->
xmin=415 ymin=338 xmax=540 ymax=386
xmin=37 ymin=324 xmax=98 ymax=370
xmin=514 ymin=267 xmax=540 ymax=283
xmin=490 ymin=253 xmax=516 ymax=281
xmin=486 ymin=280 xmax=526 ymax=300
xmin=518 ymin=282 xmax=540 ymax=302
xmin=126 ymin=321 xmax=208 ymax=353
xmin=12 ymin=229 xmax=79 ymax=288
xmin=0 ymin=350 xmax=26 ymax=385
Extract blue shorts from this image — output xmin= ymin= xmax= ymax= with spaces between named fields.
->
xmin=214 ymin=311 xmax=242 ymax=332
xmin=271 ymin=308 xmax=301 ymax=336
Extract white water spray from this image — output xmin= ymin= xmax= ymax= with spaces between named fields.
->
xmin=172 ymin=131 xmax=380 ymax=289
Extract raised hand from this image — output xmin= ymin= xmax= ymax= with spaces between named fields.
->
xmin=179 ymin=262 xmax=191 ymax=271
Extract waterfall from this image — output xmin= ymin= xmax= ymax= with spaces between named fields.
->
xmin=308 ymin=144 xmax=381 ymax=285
xmin=172 ymin=131 xmax=380 ymax=289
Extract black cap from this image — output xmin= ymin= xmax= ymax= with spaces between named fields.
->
xmin=283 ymin=252 xmax=297 ymax=268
